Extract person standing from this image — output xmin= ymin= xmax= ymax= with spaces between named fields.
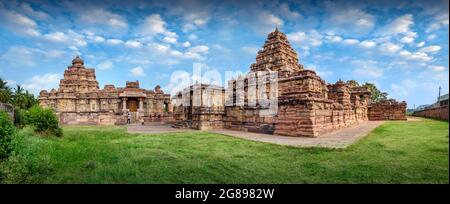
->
xmin=127 ymin=110 xmax=131 ymax=124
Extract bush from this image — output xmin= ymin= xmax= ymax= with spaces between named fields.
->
xmin=13 ymin=109 xmax=26 ymax=128
xmin=0 ymin=111 xmax=16 ymax=160
xmin=24 ymin=105 xmax=62 ymax=137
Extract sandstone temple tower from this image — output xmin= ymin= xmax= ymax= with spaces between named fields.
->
xmin=172 ymin=28 xmax=406 ymax=137
xmin=39 ymin=56 xmax=173 ymax=125
xmin=250 ymin=28 xmax=304 ymax=73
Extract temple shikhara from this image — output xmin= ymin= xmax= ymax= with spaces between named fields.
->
xmin=39 ymin=29 xmax=407 ymax=137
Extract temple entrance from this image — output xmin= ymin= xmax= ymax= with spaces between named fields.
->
xmin=127 ymin=98 xmax=138 ymax=112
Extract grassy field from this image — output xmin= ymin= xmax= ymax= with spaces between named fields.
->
xmin=0 ymin=119 xmax=448 ymax=184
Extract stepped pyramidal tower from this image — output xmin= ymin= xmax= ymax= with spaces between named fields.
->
xmin=250 ymin=28 xmax=304 ymax=73
xmin=59 ymin=56 xmax=100 ymax=93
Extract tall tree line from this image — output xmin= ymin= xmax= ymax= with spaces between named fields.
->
xmin=0 ymin=78 xmax=38 ymax=110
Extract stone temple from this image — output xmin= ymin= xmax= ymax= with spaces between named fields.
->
xmin=38 ymin=56 xmax=173 ymax=125
xmin=39 ymin=29 xmax=406 ymax=137
xmin=171 ymin=28 xmax=406 ymax=137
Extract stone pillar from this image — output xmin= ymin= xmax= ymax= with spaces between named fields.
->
xmin=138 ymin=98 xmax=144 ymax=112
xmin=122 ymin=98 xmax=127 ymax=112
xmin=138 ymin=98 xmax=145 ymax=124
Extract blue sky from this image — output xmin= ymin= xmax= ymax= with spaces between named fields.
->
xmin=0 ymin=0 xmax=448 ymax=108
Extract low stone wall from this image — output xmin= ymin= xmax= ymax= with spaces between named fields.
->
xmin=413 ymin=105 xmax=449 ymax=121
xmin=368 ymin=100 xmax=407 ymax=120
xmin=58 ymin=111 xmax=125 ymax=125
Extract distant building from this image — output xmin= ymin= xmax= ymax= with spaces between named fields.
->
xmin=437 ymin=93 xmax=449 ymax=107
xmin=413 ymin=93 xmax=449 ymax=121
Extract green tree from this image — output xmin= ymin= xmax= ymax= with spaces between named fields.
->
xmin=346 ymin=80 xmax=360 ymax=87
xmin=13 ymin=85 xmax=28 ymax=109
xmin=25 ymin=90 xmax=38 ymax=109
xmin=0 ymin=78 xmax=12 ymax=103
xmin=363 ymin=82 xmax=388 ymax=103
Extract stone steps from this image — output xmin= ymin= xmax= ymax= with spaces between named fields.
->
xmin=171 ymin=120 xmax=193 ymax=129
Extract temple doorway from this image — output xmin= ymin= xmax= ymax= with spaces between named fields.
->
xmin=127 ymin=98 xmax=138 ymax=112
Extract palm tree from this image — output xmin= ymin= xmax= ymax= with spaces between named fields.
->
xmin=13 ymin=85 xmax=29 ymax=109
xmin=25 ymin=90 xmax=38 ymax=109
xmin=0 ymin=78 xmax=12 ymax=103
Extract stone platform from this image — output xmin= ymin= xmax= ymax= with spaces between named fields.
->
xmin=210 ymin=121 xmax=384 ymax=149
xmin=127 ymin=121 xmax=384 ymax=148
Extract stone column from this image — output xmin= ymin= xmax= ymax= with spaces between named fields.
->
xmin=122 ymin=98 xmax=127 ymax=112
xmin=138 ymin=98 xmax=144 ymax=112
xmin=138 ymin=98 xmax=145 ymax=124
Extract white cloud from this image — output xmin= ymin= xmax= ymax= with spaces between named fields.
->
xmin=241 ymin=46 xmax=259 ymax=55
xmin=22 ymin=73 xmax=62 ymax=95
xmin=427 ymin=34 xmax=438 ymax=41
xmin=416 ymin=41 xmax=425 ymax=47
xmin=360 ymin=40 xmax=376 ymax=48
xmin=86 ymin=35 xmax=105 ymax=43
xmin=188 ymin=34 xmax=198 ymax=40
xmin=288 ymin=30 xmax=323 ymax=48
xmin=426 ymin=13 xmax=449 ymax=32
xmin=43 ymin=32 xmax=68 ymax=42
xmin=19 ymin=3 xmax=48 ymax=20
xmin=250 ymin=11 xmax=284 ymax=34
xmin=0 ymin=9 xmax=40 ymax=36
xmin=428 ymin=65 xmax=446 ymax=71
xmin=399 ymin=50 xmax=433 ymax=62
xmin=163 ymin=36 xmax=177 ymax=44
xmin=0 ymin=46 xmax=39 ymax=67
xmin=420 ymin=45 xmax=441 ymax=53
xmin=325 ymin=35 xmax=343 ymax=43
xmin=182 ymin=41 xmax=191 ymax=47
xmin=188 ymin=45 xmax=209 ymax=53
xmin=136 ymin=14 xmax=179 ymax=45
xmin=42 ymin=30 xmax=87 ymax=48
xmin=125 ymin=40 xmax=143 ymax=48
xmin=45 ymin=50 xmax=64 ymax=58
xmin=5 ymin=80 xmax=17 ymax=87
xmin=97 ymin=60 xmax=113 ymax=70
xmin=379 ymin=42 xmax=402 ymax=54
xmin=129 ymin=66 xmax=146 ymax=77
xmin=342 ymin=39 xmax=360 ymax=45
xmin=323 ymin=3 xmax=375 ymax=35
xmin=78 ymin=8 xmax=128 ymax=29
xmin=182 ymin=12 xmax=211 ymax=32
xmin=351 ymin=60 xmax=383 ymax=79
xmin=137 ymin=14 xmax=167 ymax=36
xmin=399 ymin=31 xmax=418 ymax=44
xmin=106 ymin=38 xmax=124 ymax=45
xmin=381 ymin=14 xmax=414 ymax=35
xmin=277 ymin=3 xmax=301 ymax=20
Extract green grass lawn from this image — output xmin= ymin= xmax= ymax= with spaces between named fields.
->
xmin=0 ymin=119 xmax=448 ymax=184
